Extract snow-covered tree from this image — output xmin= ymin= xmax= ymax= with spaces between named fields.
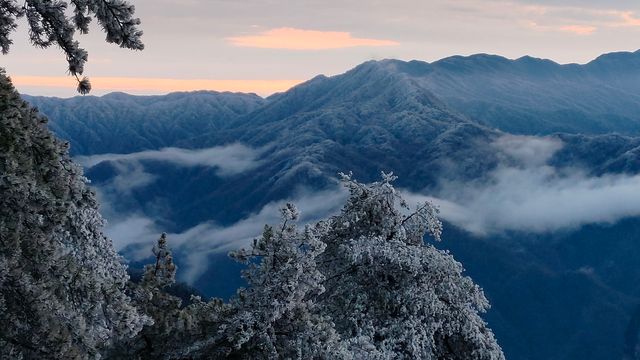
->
xmin=108 ymin=233 xmax=231 ymax=360
xmin=0 ymin=0 xmax=143 ymax=93
xmin=132 ymin=233 xmax=184 ymax=354
xmin=171 ymin=174 xmax=503 ymax=359
xmin=317 ymin=172 xmax=504 ymax=359
xmin=142 ymin=233 xmax=177 ymax=289
xmin=168 ymin=205 xmax=345 ymax=359
xmin=0 ymin=70 xmax=149 ymax=358
xmin=216 ymin=204 xmax=349 ymax=359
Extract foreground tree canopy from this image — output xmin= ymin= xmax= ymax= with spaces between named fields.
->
xmin=0 ymin=72 xmax=503 ymax=358
xmin=110 ymin=173 xmax=504 ymax=359
xmin=0 ymin=0 xmax=143 ymax=93
xmin=0 ymin=70 xmax=149 ymax=358
xmin=107 ymin=176 xmax=505 ymax=359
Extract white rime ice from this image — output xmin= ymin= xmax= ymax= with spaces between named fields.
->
xmin=162 ymin=173 xmax=504 ymax=359
xmin=317 ymin=172 xmax=504 ymax=359
xmin=0 ymin=71 xmax=149 ymax=359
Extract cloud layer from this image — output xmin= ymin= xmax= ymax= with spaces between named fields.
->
xmin=90 ymin=135 xmax=640 ymax=284
xmin=78 ymin=143 xmax=262 ymax=174
xmin=105 ymin=188 xmax=348 ymax=283
xmin=405 ymin=135 xmax=640 ymax=235
xmin=77 ymin=144 xmax=264 ymax=196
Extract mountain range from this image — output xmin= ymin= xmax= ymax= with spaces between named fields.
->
xmin=23 ymin=50 xmax=640 ymax=360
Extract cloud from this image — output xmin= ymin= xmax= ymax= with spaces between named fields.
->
xmin=105 ymin=215 xmax=158 ymax=251
xmin=526 ymin=21 xmax=598 ymax=35
xmin=108 ymin=161 xmax=157 ymax=194
xmin=82 ymin=142 xmax=342 ymax=284
xmin=615 ymin=11 xmax=640 ymax=26
xmin=78 ymin=143 xmax=262 ymax=175
xmin=492 ymin=134 xmax=563 ymax=166
xmin=77 ymin=144 xmax=263 ymax=194
xmin=516 ymin=4 xmax=640 ymax=35
xmin=558 ymin=24 xmax=597 ymax=34
xmin=105 ymin=187 xmax=348 ymax=283
xmin=93 ymin=134 xmax=640 ymax=283
xmin=403 ymin=135 xmax=640 ymax=236
xmin=227 ymin=27 xmax=399 ymax=50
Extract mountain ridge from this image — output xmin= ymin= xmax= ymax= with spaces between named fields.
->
xmin=23 ymin=91 xmax=266 ymax=155
xmin=26 ymin=49 xmax=640 ymax=144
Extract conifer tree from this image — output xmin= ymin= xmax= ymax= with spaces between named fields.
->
xmin=170 ymin=174 xmax=503 ymax=359
xmin=0 ymin=70 xmax=149 ymax=359
xmin=108 ymin=233 xmax=230 ymax=360
xmin=220 ymin=204 xmax=348 ymax=358
xmin=317 ymin=173 xmax=504 ymax=359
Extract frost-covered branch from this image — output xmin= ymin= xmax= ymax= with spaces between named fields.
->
xmin=1 ymin=0 xmax=143 ymax=93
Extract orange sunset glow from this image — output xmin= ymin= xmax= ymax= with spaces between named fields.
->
xmin=227 ymin=27 xmax=399 ymax=50
xmin=10 ymin=76 xmax=304 ymax=96
xmin=558 ymin=25 xmax=597 ymax=35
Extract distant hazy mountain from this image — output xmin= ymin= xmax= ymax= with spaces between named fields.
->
xmin=384 ymin=50 xmax=640 ymax=135
xmin=22 ymin=50 xmax=640 ymax=360
xmin=24 ymin=91 xmax=266 ymax=155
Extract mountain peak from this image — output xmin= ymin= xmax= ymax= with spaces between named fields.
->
xmin=431 ymin=53 xmax=512 ymax=73
xmin=586 ymin=49 xmax=640 ymax=70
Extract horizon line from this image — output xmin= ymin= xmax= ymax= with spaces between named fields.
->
xmin=10 ymin=76 xmax=305 ymax=98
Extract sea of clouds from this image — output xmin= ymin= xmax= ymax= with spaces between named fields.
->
xmin=81 ymin=136 xmax=640 ymax=283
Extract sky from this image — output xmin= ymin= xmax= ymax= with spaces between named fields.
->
xmin=3 ymin=0 xmax=640 ymax=97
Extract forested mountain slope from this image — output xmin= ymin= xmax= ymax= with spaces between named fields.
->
xmin=24 ymin=91 xmax=265 ymax=155
xmin=384 ymin=50 xmax=640 ymax=135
